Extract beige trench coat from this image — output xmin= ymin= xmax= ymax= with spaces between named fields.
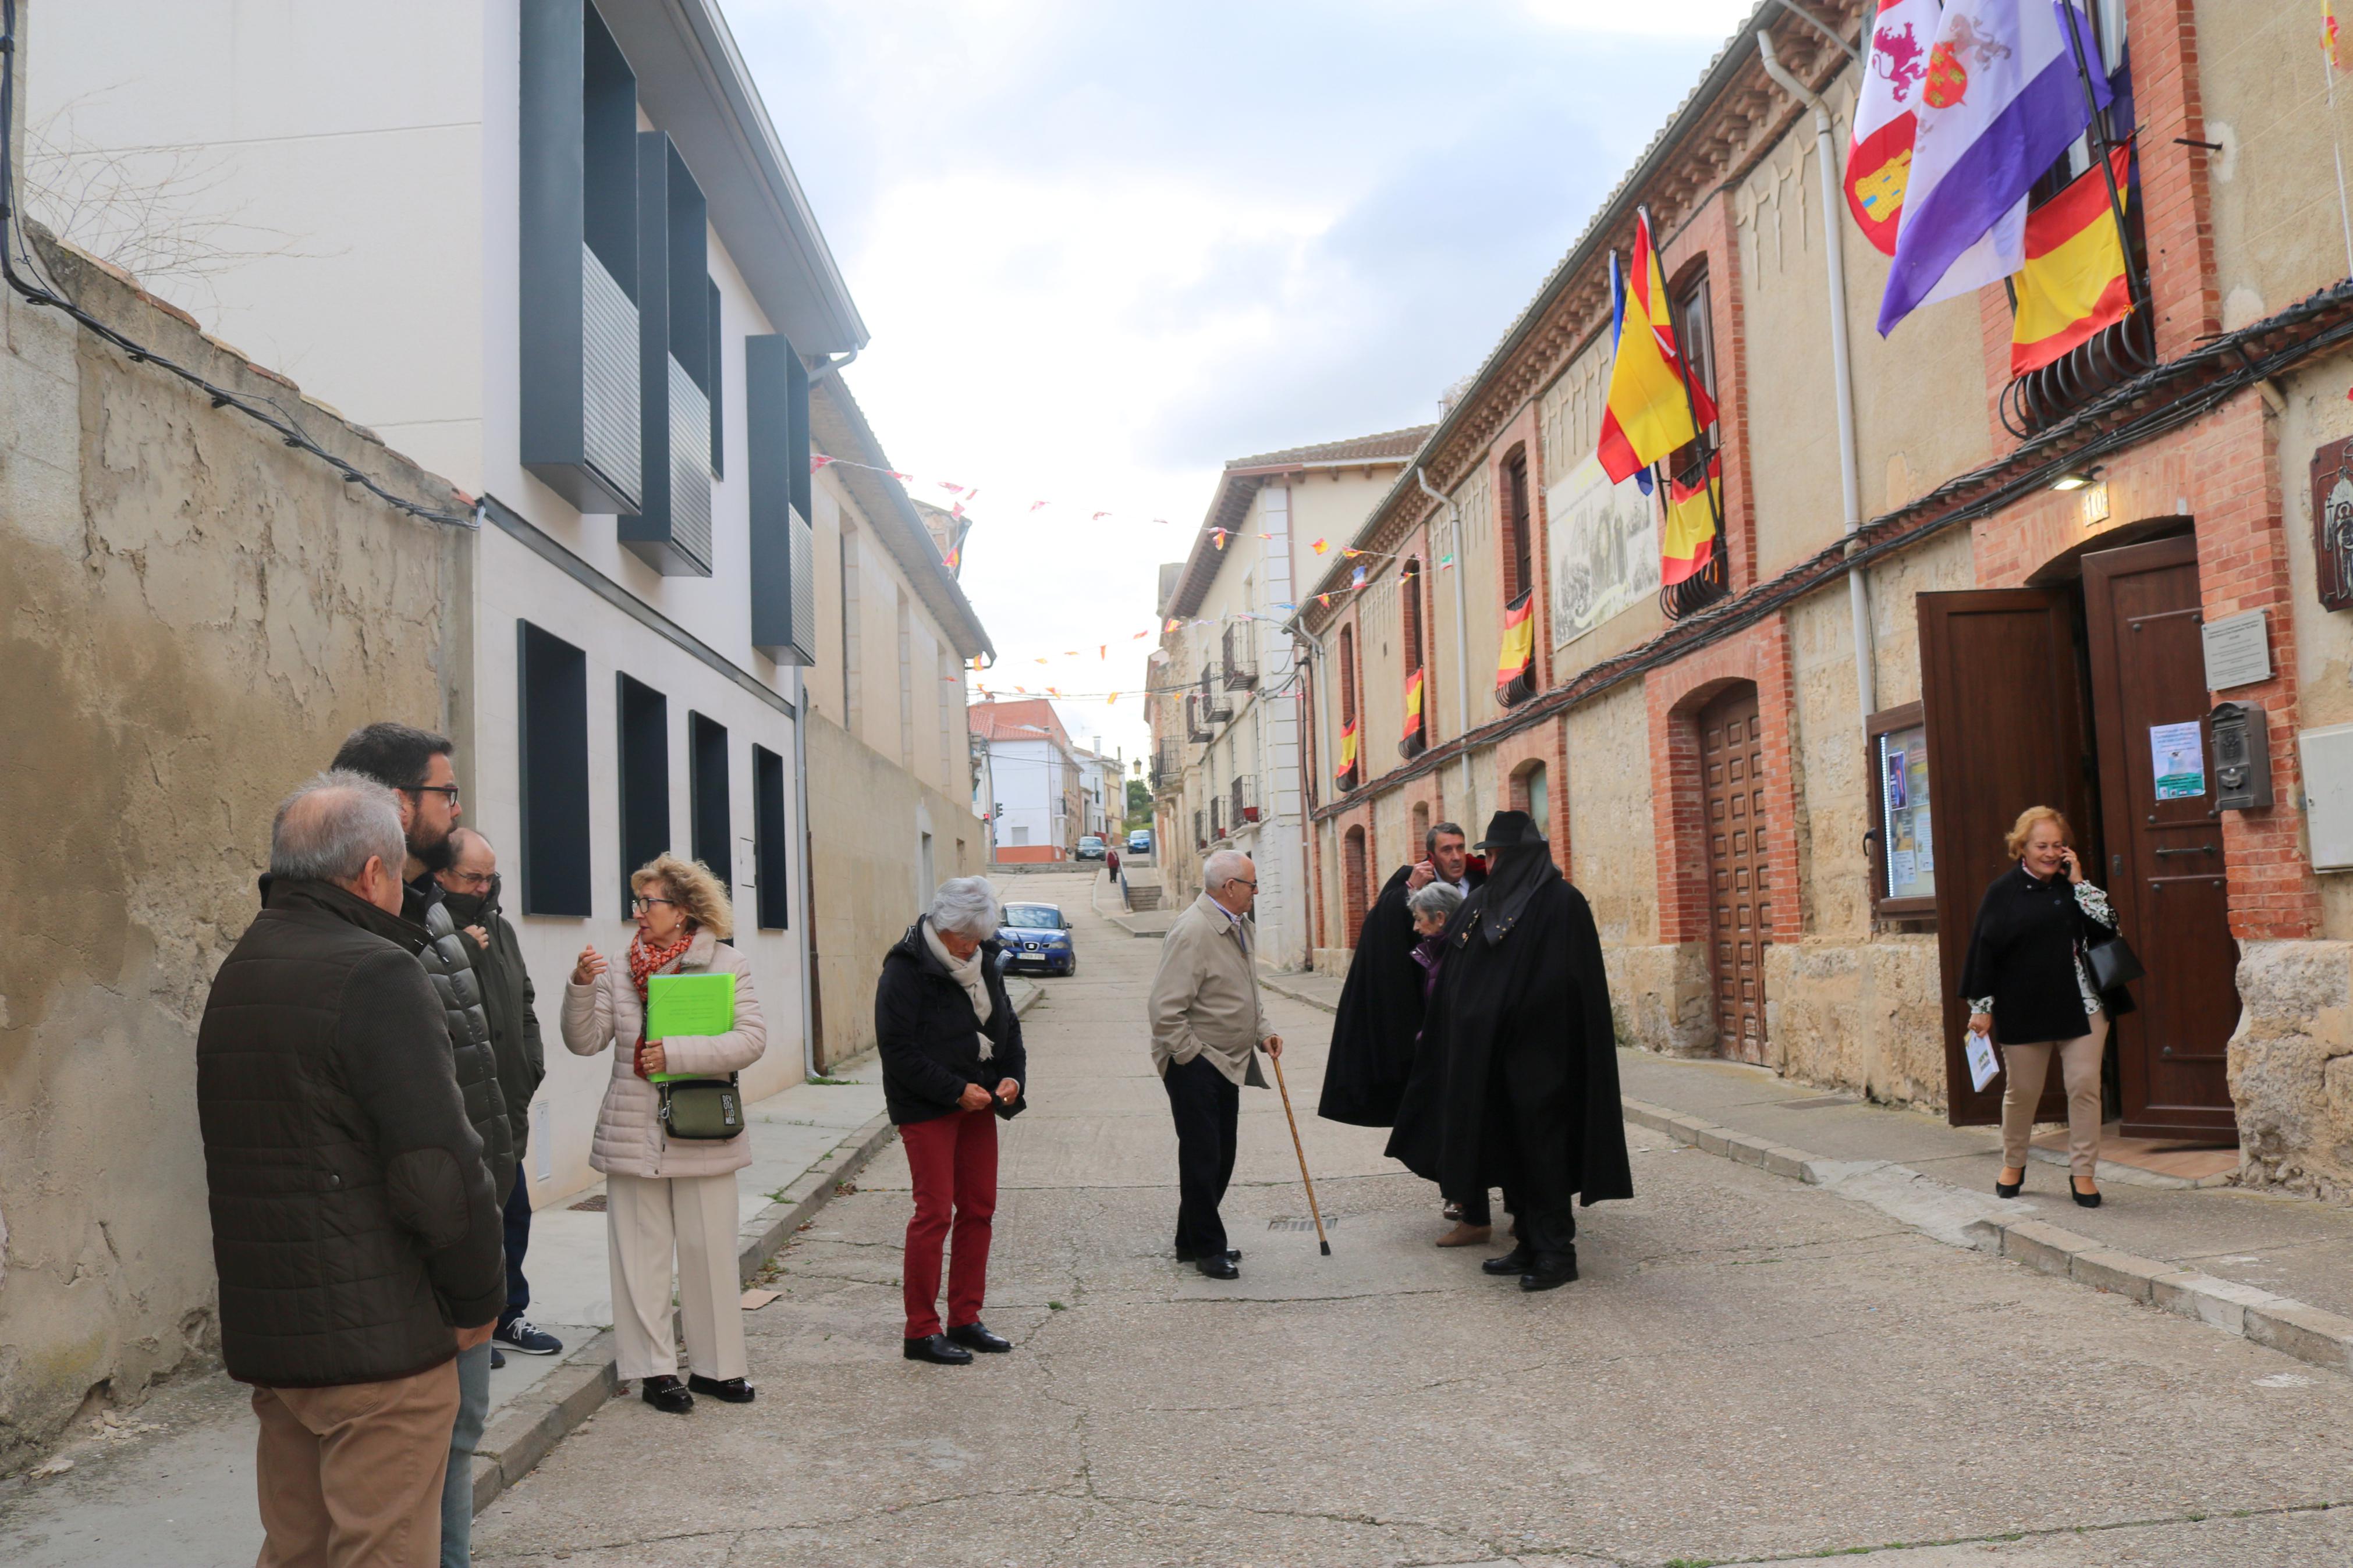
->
xmin=1148 ymin=893 xmax=1270 ymax=1089
xmin=561 ymin=930 xmax=766 ymax=1178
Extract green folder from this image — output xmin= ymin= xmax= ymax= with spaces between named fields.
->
xmin=645 ymin=972 xmax=735 ymax=1084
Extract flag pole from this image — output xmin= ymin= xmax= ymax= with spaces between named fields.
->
xmin=2056 ymin=2 xmax=2146 ymax=322
xmin=2327 ymin=3 xmax=2353 ymax=277
xmin=1639 ymin=204 xmax=1726 ymax=600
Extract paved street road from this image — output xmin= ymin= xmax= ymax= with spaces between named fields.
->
xmin=476 ymin=870 xmax=2353 ymax=1566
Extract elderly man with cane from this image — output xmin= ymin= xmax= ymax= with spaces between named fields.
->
xmin=1148 ymin=849 xmax=1284 ymax=1278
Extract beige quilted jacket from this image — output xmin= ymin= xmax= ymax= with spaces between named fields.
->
xmin=561 ymin=931 xmax=767 ymax=1179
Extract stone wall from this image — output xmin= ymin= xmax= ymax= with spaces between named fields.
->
xmin=2231 ymin=940 xmax=2353 ymax=1203
xmin=1765 ymin=938 xmax=1945 ymax=1107
xmin=805 ymin=709 xmax=987 ymax=1069
xmin=0 ymin=233 xmax=469 ymax=1473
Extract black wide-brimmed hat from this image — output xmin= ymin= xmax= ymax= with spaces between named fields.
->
xmin=1474 ymin=809 xmax=1547 ymax=851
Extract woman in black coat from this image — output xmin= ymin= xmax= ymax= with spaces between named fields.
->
xmin=875 ymin=877 xmax=1027 ymax=1364
xmin=1959 ymin=806 xmax=2134 ymax=1208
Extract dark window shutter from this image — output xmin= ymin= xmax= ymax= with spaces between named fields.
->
xmin=518 ymin=620 xmax=592 ymax=916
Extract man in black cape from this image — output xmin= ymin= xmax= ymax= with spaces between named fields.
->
xmin=1318 ymin=822 xmax=1484 ymax=1128
xmin=1389 ymin=809 xmax=1631 ymax=1291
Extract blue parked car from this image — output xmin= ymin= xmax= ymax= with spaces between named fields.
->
xmin=998 ymin=903 xmax=1076 ymax=977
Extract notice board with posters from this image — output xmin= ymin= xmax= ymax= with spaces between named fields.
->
xmin=1546 ymin=454 xmax=1659 ymax=646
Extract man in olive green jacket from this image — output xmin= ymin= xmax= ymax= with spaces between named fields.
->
xmin=1148 ymin=849 xmax=1283 ymax=1278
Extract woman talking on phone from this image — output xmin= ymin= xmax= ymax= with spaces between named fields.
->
xmin=1958 ymin=807 xmax=2134 ymax=1208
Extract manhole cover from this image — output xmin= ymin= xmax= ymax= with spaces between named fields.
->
xmin=1266 ymin=1215 xmax=1339 ymax=1232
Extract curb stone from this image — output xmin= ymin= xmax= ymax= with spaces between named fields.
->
xmin=1260 ymin=975 xmax=1338 ymax=1013
xmin=470 ymin=983 xmax=1048 ymax=1514
xmin=1627 ymin=1094 xmax=2353 ymax=1380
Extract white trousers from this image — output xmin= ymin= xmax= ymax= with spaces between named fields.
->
xmin=605 ymin=1171 xmax=747 ymax=1381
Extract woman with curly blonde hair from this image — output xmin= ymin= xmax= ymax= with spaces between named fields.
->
xmin=565 ymin=855 xmax=766 ymax=1413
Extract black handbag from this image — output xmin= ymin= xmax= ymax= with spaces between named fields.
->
xmin=2085 ymin=933 xmax=2145 ymax=993
xmin=658 ymin=1076 xmax=745 ymax=1140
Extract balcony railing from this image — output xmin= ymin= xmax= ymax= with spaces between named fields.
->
xmin=1199 ymin=668 xmax=1233 ymax=723
xmin=1185 ymin=694 xmax=1212 ymax=744
xmin=1221 ymin=624 xmax=1258 ymax=691
xmin=1231 ymin=775 xmax=1259 ymax=825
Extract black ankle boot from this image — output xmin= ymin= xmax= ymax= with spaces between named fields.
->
xmin=1482 ymin=1244 xmax=1535 ymax=1277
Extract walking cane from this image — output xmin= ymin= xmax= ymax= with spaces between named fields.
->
xmin=1266 ymin=1050 xmax=1331 ymax=1256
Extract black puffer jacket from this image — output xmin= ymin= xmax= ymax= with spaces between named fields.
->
xmin=197 ymin=879 xmax=507 ymax=1387
xmin=407 ymin=878 xmax=516 ymax=1203
xmin=875 ymin=919 xmax=1027 ymax=1125
xmin=443 ymin=874 xmax=544 ymax=1158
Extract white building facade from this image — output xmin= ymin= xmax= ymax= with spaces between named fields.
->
xmin=25 ymin=0 xmax=988 ymax=1197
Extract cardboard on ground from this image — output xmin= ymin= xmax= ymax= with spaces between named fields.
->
xmin=645 ymin=972 xmax=735 ymax=1083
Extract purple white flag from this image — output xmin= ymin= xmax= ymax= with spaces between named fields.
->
xmin=1877 ymin=0 xmax=2110 ymax=336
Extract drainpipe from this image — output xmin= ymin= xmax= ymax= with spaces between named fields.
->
xmin=1758 ymin=30 xmax=1877 ymax=719
xmin=1415 ymin=465 xmax=1479 ymax=827
xmin=790 ymin=667 xmax=819 ymax=1081
xmin=807 ymin=347 xmax=860 ymax=383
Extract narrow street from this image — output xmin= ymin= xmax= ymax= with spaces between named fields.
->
xmin=474 ymin=869 xmax=2353 ymax=1567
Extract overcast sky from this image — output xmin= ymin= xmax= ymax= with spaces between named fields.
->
xmin=729 ymin=0 xmax=1762 ymax=767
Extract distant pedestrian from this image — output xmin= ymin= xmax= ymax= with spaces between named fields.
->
xmin=1106 ymin=845 xmax=1121 ymax=883
xmin=198 ymin=773 xmax=505 ymax=1568
xmin=329 ymin=723 xmax=513 ymax=1568
xmin=1962 ymin=806 xmax=2134 ymax=1209
xmin=1398 ymin=811 xmax=1630 ymax=1292
xmin=876 ymin=877 xmax=1028 ymax=1365
xmin=1147 ymin=849 xmax=1282 ymax=1279
xmin=564 ymin=855 xmax=767 ymax=1413
xmin=434 ymin=829 xmax=562 ymax=1365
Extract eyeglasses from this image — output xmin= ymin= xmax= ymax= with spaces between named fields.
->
xmin=630 ymin=896 xmax=679 ymax=913
xmin=1225 ymin=877 xmax=1258 ymax=891
xmin=407 ymin=784 xmax=462 ymax=805
xmin=442 ymin=870 xmax=492 ymax=890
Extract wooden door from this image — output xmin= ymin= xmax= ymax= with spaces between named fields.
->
xmin=1701 ymin=685 xmax=1769 ymax=1063
xmin=1919 ymin=591 xmax=2093 ymax=1125
xmin=2081 ymin=535 xmax=2241 ymax=1139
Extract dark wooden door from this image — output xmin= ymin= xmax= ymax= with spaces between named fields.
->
xmin=2081 ymin=535 xmax=2240 ymax=1139
xmin=1919 ymin=591 xmax=2092 ymax=1126
xmin=1701 ymin=685 xmax=1769 ymax=1064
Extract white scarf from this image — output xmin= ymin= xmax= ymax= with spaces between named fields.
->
xmin=922 ymin=919 xmax=994 ymax=1059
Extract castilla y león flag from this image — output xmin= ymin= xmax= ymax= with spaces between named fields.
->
xmin=2010 ymin=145 xmax=2132 ymax=374
xmin=1847 ymin=0 xmax=1942 ymax=255
xmin=1596 ymin=210 xmax=1715 ymax=484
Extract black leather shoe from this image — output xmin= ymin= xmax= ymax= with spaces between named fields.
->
xmin=1995 ymin=1174 xmax=2024 ymax=1199
xmin=1520 ymin=1251 xmax=1579 ymax=1292
xmin=1194 ymin=1255 xmax=1240 ymax=1280
xmin=1175 ymin=1247 xmax=1243 ymax=1263
xmin=687 ymin=1374 xmax=755 ymax=1403
xmin=946 ymin=1321 xmax=1013 ymax=1354
xmin=1482 ymin=1245 xmax=1535 ymax=1277
xmin=2071 ymin=1179 xmax=2103 ymax=1208
xmin=639 ymin=1374 xmax=694 ymax=1414
xmin=904 ymin=1334 xmax=974 ymax=1365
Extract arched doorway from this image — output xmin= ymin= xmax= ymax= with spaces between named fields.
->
xmin=1510 ymin=760 xmax=1548 ymax=838
xmin=1699 ymin=684 xmax=1768 ymax=1064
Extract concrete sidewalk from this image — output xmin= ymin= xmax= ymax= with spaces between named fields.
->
xmin=0 ymin=990 xmax=1033 ymax=1568
xmin=1259 ymin=966 xmax=2353 ymax=1372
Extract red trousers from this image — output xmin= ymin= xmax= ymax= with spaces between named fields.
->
xmin=901 ymin=1107 xmax=999 ymax=1338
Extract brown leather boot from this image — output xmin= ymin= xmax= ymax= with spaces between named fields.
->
xmin=1435 ymin=1222 xmax=1492 ymax=1247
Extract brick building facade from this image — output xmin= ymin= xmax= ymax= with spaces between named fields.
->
xmin=1297 ymin=0 xmax=2353 ymax=1201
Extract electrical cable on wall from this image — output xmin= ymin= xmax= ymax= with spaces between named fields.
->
xmin=0 ymin=0 xmax=475 ymax=532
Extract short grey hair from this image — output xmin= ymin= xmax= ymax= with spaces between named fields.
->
xmin=1407 ymin=880 xmax=1464 ymax=925
xmin=1202 ymin=849 xmax=1252 ymax=889
xmin=928 ymin=876 xmax=1002 ymax=939
xmin=1426 ymin=820 xmax=1465 ymax=856
xmin=271 ymin=770 xmax=406 ymax=885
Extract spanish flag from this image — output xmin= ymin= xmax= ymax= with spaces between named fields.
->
xmin=1596 ymin=209 xmax=1716 ymax=484
xmin=1336 ymin=719 xmax=1360 ymax=784
xmin=2011 ymin=147 xmax=2133 ymax=376
xmin=1662 ymin=451 xmax=1720 ymax=588
xmin=1495 ymin=590 xmax=1535 ymax=705
xmin=1402 ymin=667 xmax=1425 ymax=743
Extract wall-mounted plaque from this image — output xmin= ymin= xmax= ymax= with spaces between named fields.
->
xmin=2201 ymin=607 xmax=2272 ymax=691
xmin=2314 ymin=436 xmax=2353 ymax=611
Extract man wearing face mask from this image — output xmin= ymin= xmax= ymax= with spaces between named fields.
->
xmin=435 ymin=829 xmax=559 ymax=1364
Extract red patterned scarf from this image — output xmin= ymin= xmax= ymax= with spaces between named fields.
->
xmin=627 ymin=929 xmax=695 ymax=1078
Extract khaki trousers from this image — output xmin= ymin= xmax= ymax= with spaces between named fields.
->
xmin=605 ymin=1170 xmax=747 ymax=1381
xmin=2000 ymin=1010 xmax=2110 ymax=1182
xmin=251 ymin=1360 xmax=460 ymax=1568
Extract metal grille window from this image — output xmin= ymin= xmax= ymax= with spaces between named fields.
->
xmin=519 ymin=621 xmax=592 ymax=916
xmin=688 ymin=712 xmax=730 ymax=891
xmin=616 ymin=673 xmax=669 ymax=909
